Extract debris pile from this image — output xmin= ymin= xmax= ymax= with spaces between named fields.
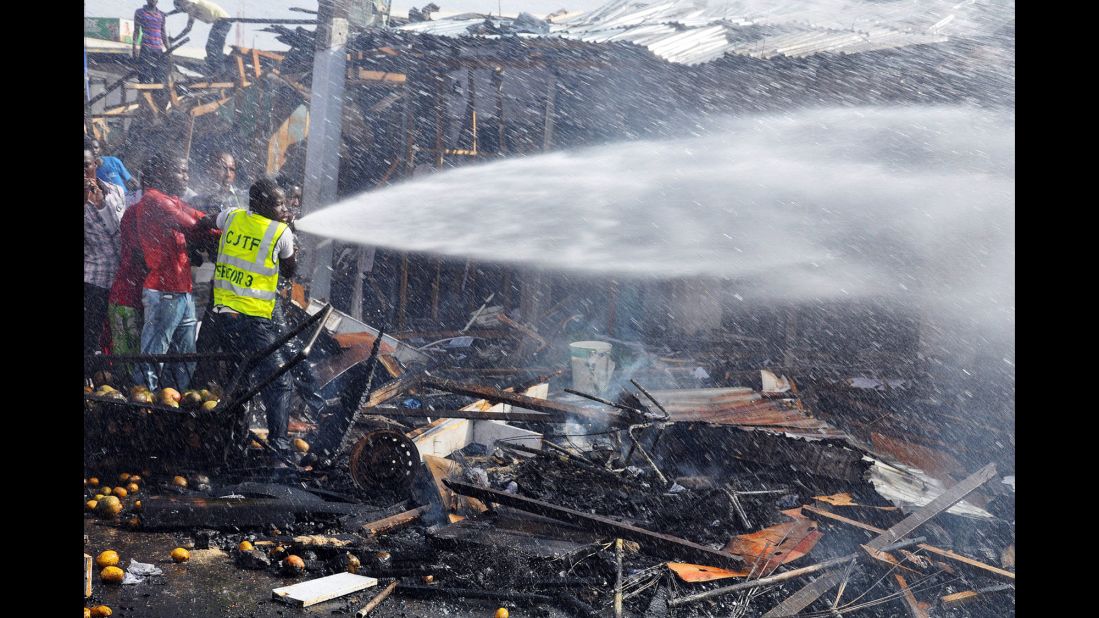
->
xmin=83 ymin=306 xmax=1015 ymax=615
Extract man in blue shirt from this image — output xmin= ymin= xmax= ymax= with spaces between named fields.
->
xmin=86 ymin=137 xmax=140 ymax=194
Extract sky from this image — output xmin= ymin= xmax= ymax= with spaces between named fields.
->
xmin=85 ymin=1 xmax=604 ymax=51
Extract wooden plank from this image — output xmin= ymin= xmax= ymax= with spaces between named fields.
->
xmin=801 ymin=505 xmax=1015 ymax=580
xmin=893 ymin=572 xmax=930 ymax=618
xmin=446 ymin=480 xmax=746 ymax=569
xmin=191 ymin=96 xmax=233 ymax=118
xmin=357 ymin=580 xmax=398 ymax=617
xmin=236 ymin=54 xmax=250 ymax=87
xmin=84 ymin=553 xmax=93 ymax=598
xmin=941 ymin=590 xmax=979 ymax=606
xmin=355 ymin=69 xmax=406 ymax=83
xmin=141 ymin=91 xmax=160 ymax=116
xmin=272 ymin=572 xmax=378 ymax=607
xmin=252 ymin=47 xmax=263 ymax=78
xmin=764 ymin=464 xmax=998 ymax=616
xmin=360 ymin=506 xmax=429 ymax=535
xmin=126 ymin=82 xmax=166 ymax=90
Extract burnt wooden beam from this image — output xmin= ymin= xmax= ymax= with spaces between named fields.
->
xmin=801 ymin=504 xmax=1015 ymax=581
xmin=371 ymin=408 xmax=561 ymax=422
xmin=762 ymin=463 xmax=997 ymax=617
xmin=445 ymin=480 xmax=746 ymax=569
xmin=421 ymin=377 xmax=627 ymax=424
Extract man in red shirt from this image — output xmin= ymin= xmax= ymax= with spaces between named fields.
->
xmin=108 ymin=184 xmax=149 ymax=385
xmin=135 ymin=154 xmax=214 ymax=390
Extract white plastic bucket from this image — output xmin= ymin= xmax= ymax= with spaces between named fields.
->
xmin=569 ymin=341 xmax=615 ymax=396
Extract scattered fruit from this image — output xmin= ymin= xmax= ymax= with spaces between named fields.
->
xmin=84 ymin=608 xmax=91 ymax=618
xmin=127 ymin=482 xmax=139 ymax=494
xmin=118 ymin=473 xmax=130 ymax=482
xmin=85 ymin=500 xmax=98 ymax=512
xmin=96 ymin=496 xmax=123 ymax=517
xmin=171 ymin=548 xmax=190 ymax=562
xmin=284 ymin=555 xmax=305 ymax=571
xmin=495 ymin=609 xmax=509 ymax=618
xmin=238 ymin=541 xmax=254 ymax=552
xmin=90 ymin=606 xmax=113 ymax=618
xmin=172 ymin=476 xmax=188 ymax=488
xmin=134 ymin=500 xmax=142 ymax=511
xmin=126 ymin=516 xmax=141 ymax=529
xmin=129 ymin=475 xmax=142 ymax=484
xmin=159 ymin=387 xmax=182 ymax=403
xmin=422 ymin=575 xmax=435 ymax=584
xmin=182 ymin=391 xmax=203 ymax=408
xmin=292 ymin=438 xmax=310 ymax=453
xmin=95 ymin=550 xmax=120 ymax=569
xmin=202 ymin=400 xmax=219 ymax=412
xmin=112 ymin=487 xmax=128 ymax=499
xmin=100 ymin=566 xmax=124 ymax=584
xmin=88 ymin=477 xmax=100 ymax=487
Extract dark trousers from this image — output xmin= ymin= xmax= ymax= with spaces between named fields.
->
xmin=210 ymin=312 xmax=294 ymax=451
xmin=84 ymin=283 xmax=110 ymax=376
xmin=137 ymin=49 xmax=165 ymax=84
xmin=206 ymin=20 xmax=232 ymax=75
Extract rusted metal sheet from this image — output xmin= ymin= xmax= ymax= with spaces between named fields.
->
xmin=666 ymin=562 xmax=749 ymax=583
xmin=723 ymin=509 xmax=823 ymax=573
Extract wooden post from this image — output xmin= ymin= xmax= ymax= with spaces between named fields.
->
xmin=464 ymin=68 xmax=477 ymax=155
xmin=542 ymin=71 xmax=556 ymax=151
xmin=431 ymin=258 xmax=441 ymax=322
xmin=434 ymin=72 xmax=445 ymax=167
xmin=614 ymin=538 xmax=624 ymax=618
xmin=183 ymin=112 xmax=197 ymax=161
xmin=403 ymin=81 xmax=415 ymax=175
xmin=399 ymin=254 xmax=410 ymax=330
xmin=493 ymin=67 xmax=506 ymax=154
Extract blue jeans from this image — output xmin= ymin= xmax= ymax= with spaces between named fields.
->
xmin=140 ymin=289 xmax=197 ymax=391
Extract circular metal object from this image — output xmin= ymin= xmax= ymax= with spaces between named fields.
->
xmin=348 ymin=429 xmax=418 ymax=492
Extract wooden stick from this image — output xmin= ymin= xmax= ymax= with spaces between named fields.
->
xmin=614 ymin=538 xmax=624 ymax=618
xmin=356 ymin=580 xmax=398 ymax=617
xmin=801 ymin=505 xmax=1015 ymax=581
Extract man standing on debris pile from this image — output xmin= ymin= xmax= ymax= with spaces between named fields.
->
xmin=135 ymin=154 xmax=213 ymax=390
xmin=133 ymin=0 xmax=168 ymax=84
xmin=85 ymin=149 xmax=128 ymax=375
xmin=199 ymin=177 xmax=296 ymax=455
xmin=168 ymin=0 xmax=232 ymax=76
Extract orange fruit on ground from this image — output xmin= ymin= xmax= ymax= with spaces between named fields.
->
xmin=238 ymin=541 xmax=254 ymax=552
xmin=134 ymin=500 xmax=142 ymax=511
xmin=171 ymin=548 xmax=190 ymax=562
xmin=495 ymin=609 xmax=510 ymax=618
xmin=84 ymin=608 xmax=91 ymax=618
xmin=93 ymin=494 xmax=106 ymax=502
xmin=129 ymin=475 xmax=142 ymax=484
xmin=96 ymin=495 xmax=123 ymax=517
xmin=127 ymin=482 xmax=140 ymax=494
xmin=100 ymin=486 xmax=112 ymax=495
xmin=90 ymin=606 xmax=113 ymax=617
xmin=172 ymin=476 xmax=188 ymax=488
xmin=293 ymin=438 xmax=310 ymax=453
xmin=95 ymin=550 xmax=120 ymax=569
xmin=118 ymin=473 xmax=130 ymax=482
xmin=88 ymin=477 xmax=100 ymax=487
xmin=85 ymin=500 xmax=98 ymax=511
xmin=159 ymin=387 xmax=182 ymax=403
xmin=112 ymin=487 xmax=128 ymax=498
xmin=284 ymin=555 xmax=304 ymax=570
xmin=100 ymin=566 xmax=124 ymax=584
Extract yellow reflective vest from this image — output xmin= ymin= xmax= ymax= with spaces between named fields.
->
xmin=212 ymin=209 xmax=289 ymax=319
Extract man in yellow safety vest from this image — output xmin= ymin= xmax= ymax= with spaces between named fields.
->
xmin=201 ymin=177 xmax=296 ymax=453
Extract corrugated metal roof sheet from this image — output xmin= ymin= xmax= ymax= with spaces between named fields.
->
xmin=395 ymin=0 xmax=1009 ymax=65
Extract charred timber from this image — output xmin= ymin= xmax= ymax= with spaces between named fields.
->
xmin=444 ymin=480 xmax=746 ymax=569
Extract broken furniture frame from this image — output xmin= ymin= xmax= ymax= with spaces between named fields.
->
xmin=83 ymin=304 xmax=334 ymax=470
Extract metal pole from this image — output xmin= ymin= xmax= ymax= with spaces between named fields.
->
xmin=301 ymin=0 xmax=350 ymax=302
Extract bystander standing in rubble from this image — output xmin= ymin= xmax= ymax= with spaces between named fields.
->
xmin=86 ymin=137 xmax=140 ymax=194
xmin=190 ymin=151 xmax=243 ymax=316
xmin=195 ymin=177 xmax=297 ymax=455
xmin=107 ymin=185 xmax=148 ymax=384
xmin=85 ymin=149 xmax=129 ymax=376
xmin=133 ymin=0 xmax=169 ymax=85
xmin=168 ymin=0 xmax=232 ymax=76
xmin=134 ymin=154 xmax=216 ymax=390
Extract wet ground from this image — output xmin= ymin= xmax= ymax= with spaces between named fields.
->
xmin=84 ymin=520 xmax=568 ymax=618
